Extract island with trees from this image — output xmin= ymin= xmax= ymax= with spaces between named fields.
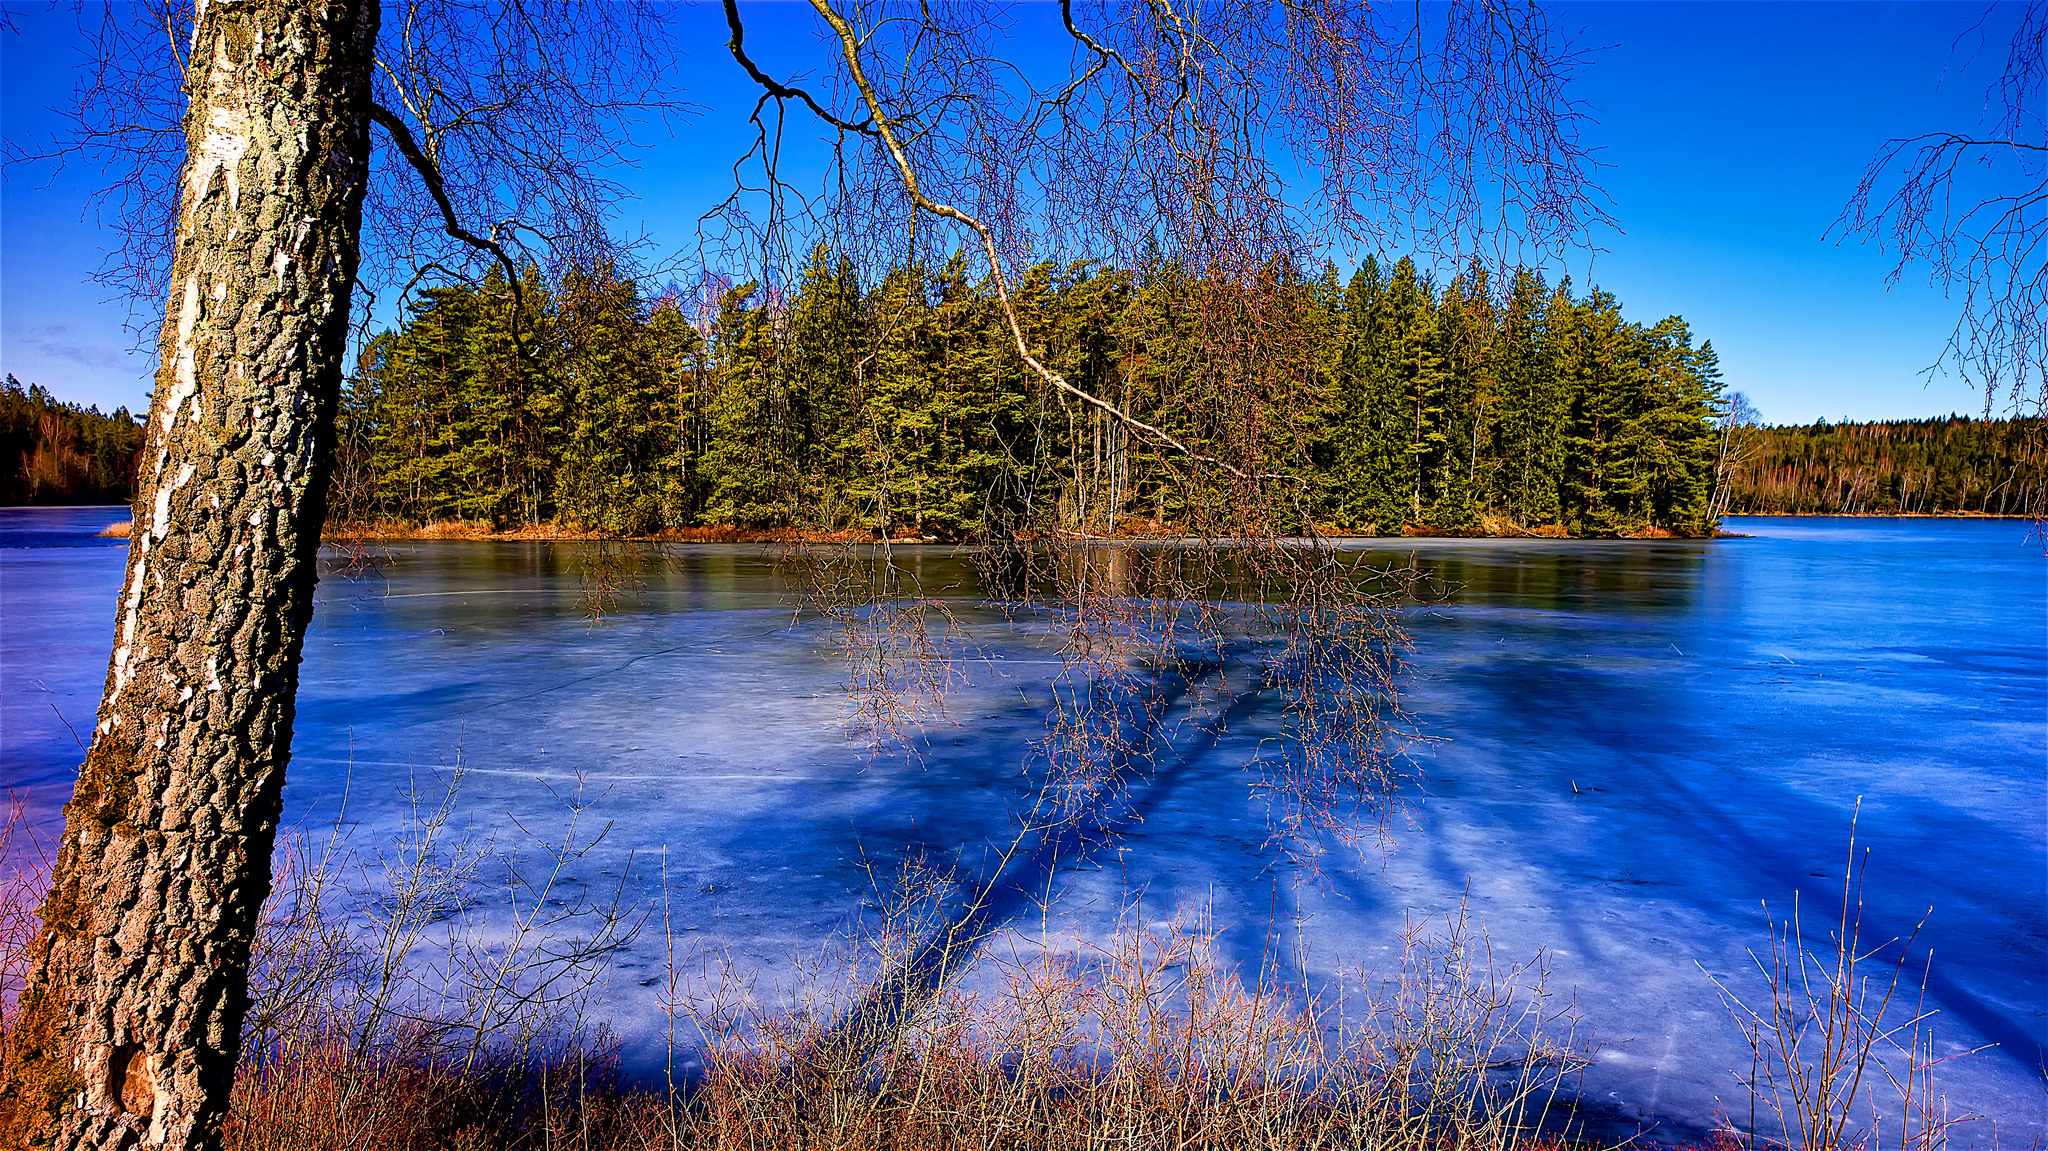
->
xmin=327 ymin=254 xmax=1728 ymax=540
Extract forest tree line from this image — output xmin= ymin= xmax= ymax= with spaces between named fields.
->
xmin=15 ymin=276 xmax=2047 ymax=527
xmin=1721 ymin=415 xmax=2045 ymax=516
xmin=0 ymin=374 xmax=146 ymax=505
xmin=328 ymin=251 xmax=1732 ymax=538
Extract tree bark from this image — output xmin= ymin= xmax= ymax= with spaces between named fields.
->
xmin=0 ymin=1 xmax=376 ymax=1146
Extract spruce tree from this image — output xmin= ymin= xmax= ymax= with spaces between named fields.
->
xmin=1329 ymin=259 xmax=1386 ymax=531
xmin=1489 ymin=267 xmax=1559 ymax=526
xmin=1382 ymin=258 xmax=1446 ymax=529
xmin=704 ymin=283 xmax=796 ymax=526
xmin=322 ymin=251 xmax=1735 ymax=539
xmin=555 ymin=266 xmax=670 ymax=534
xmin=1430 ymin=261 xmax=1496 ymax=531
xmin=372 ymin=283 xmax=481 ymax=521
xmin=645 ymin=296 xmax=711 ymax=527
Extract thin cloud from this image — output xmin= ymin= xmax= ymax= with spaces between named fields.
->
xmin=2 ymin=323 xmax=133 ymax=370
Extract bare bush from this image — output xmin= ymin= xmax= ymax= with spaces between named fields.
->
xmin=660 ymin=898 xmax=1584 ymax=1151
xmin=195 ymin=793 xmax=1590 ymax=1151
xmin=1709 ymin=810 xmax=1982 ymax=1151
xmin=233 ymin=766 xmax=640 ymax=1115
xmin=0 ymin=796 xmax=54 ymax=1021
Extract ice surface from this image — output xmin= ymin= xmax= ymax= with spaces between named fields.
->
xmin=2 ymin=507 xmax=2042 ymax=1141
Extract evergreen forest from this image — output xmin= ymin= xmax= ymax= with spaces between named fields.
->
xmin=329 ymin=252 xmax=1733 ymax=539
xmin=1721 ymin=415 xmax=2044 ymax=516
xmin=22 ymin=263 xmax=2041 ymax=529
xmin=0 ymin=374 xmax=146 ymax=505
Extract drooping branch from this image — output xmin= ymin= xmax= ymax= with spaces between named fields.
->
xmin=1836 ymin=2 xmax=2048 ymax=414
xmin=369 ymin=101 xmax=536 ymax=358
xmin=716 ymin=0 xmax=1599 ymax=495
xmin=804 ymin=0 xmax=1258 ymax=484
xmin=723 ymin=0 xmax=878 ymax=139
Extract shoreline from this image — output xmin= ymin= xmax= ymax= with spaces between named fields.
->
xmin=305 ymin=518 xmax=1708 ymax=544
xmin=1721 ymin=509 xmax=2037 ymax=519
xmin=60 ymin=510 xmax=2029 ymax=546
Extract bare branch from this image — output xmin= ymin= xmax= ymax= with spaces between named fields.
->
xmin=807 ymin=0 xmax=1258 ymax=481
xmin=723 ymin=0 xmax=879 ymax=139
xmin=369 ymin=101 xmax=537 ymax=358
xmin=1837 ymin=1 xmax=2048 ymax=415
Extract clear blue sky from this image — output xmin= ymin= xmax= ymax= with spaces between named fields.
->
xmin=0 ymin=1 xmax=2022 ymax=424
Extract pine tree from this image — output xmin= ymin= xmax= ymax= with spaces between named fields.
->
xmin=371 ymin=283 xmax=481 ymax=521
xmin=491 ymin=265 xmax=563 ymax=527
xmin=784 ymin=248 xmax=867 ymax=527
xmin=1299 ymin=262 xmax=1350 ymax=527
xmin=1559 ymin=289 xmax=1656 ymax=535
xmin=930 ymin=254 xmax=1040 ymax=540
xmin=1329 ymin=259 xmax=1387 ymax=531
xmin=1038 ymin=261 xmax=1134 ymax=533
xmin=1636 ymin=318 xmax=1722 ymax=532
xmin=556 ymin=265 xmax=676 ymax=535
xmin=645 ymin=295 xmax=711 ymax=527
xmin=860 ymin=261 xmax=939 ymax=535
xmin=1527 ymin=278 xmax=1586 ymax=529
xmin=1111 ymin=257 xmax=1200 ymax=529
xmin=330 ymin=333 xmax=393 ymax=523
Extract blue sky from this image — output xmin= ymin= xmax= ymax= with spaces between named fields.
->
xmin=0 ymin=1 xmax=2023 ymax=423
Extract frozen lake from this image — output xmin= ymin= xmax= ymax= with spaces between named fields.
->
xmin=3 ymin=506 xmax=2043 ymax=1140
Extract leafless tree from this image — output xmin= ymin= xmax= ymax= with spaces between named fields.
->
xmin=714 ymin=0 xmax=1606 ymax=1053
xmin=9 ymin=0 xmax=684 ymax=347
xmin=0 ymin=2 xmax=681 ymax=1147
xmin=1839 ymin=1 xmax=2048 ymax=417
xmin=0 ymin=1 xmax=1603 ymax=1145
xmin=1710 ymin=390 xmax=1763 ymax=523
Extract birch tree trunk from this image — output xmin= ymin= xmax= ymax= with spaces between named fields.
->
xmin=0 ymin=1 xmax=377 ymax=1146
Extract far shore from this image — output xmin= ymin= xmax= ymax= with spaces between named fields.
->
xmin=308 ymin=516 xmax=1696 ymax=544
xmin=62 ymin=508 xmax=2030 ymax=547
xmin=1720 ymin=509 xmax=2038 ymax=518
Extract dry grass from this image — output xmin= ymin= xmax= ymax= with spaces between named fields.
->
xmin=313 ymin=515 xmax=1681 ymax=545
xmin=1473 ymin=513 xmax=1569 ymax=539
xmin=331 ymin=518 xmax=590 ymax=541
xmin=0 ymin=777 xmax=1604 ymax=1151
xmin=95 ymin=520 xmax=132 ymax=538
xmin=218 ymin=904 xmax=1592 ymax=1151
xmin=0 ymin=794 xmax=1974 ymax=1151
xmin=224 ymin=1029 xmax=658 ymax=1151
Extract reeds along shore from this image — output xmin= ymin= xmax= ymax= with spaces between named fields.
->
xmin=0 ymin=785 xmax=1984 ymax=1151
xmin=0 ymin=799 xmax=1592 ymax=1151
xmin=216 ymin=927 xmax=1586 ymax=1151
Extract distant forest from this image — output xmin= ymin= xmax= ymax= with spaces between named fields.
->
xmin=1721 ymin=415 xmax=2045 ymax=516
xmin=331 ymin=252 xmax=1730 ymax=538
xmin=1 ymin=374 xmax=145 ymax=506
